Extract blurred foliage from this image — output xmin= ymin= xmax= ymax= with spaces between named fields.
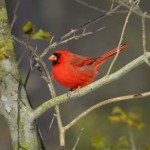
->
xmin=90 ymin=106 xmax=147 ymax=150
xmin=91 ymin=135 xmax=109 ymax=150
xmin=23 ymin=21 xmax=51 ymax=41
xmin=146 ymin=144 xmax=150 ymax=150
xmin=108 ymin=106 xmax=145 ymax=129
xmin=91 ymin=135 xmax=130 ymax=150
xmin=111 ymin=136 xmax=130 ymax=150
xmin=31 ymin=29 xmax=51 ymax=41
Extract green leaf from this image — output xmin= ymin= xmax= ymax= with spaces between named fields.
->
xmin=91 ymin=135 xmax=109 ymax=150
xmin=128 ymin=112 xmax=140 ymax=120
xmin=126 ymin=119 xmax=145 ymax=129
xmin=109 ymin=106 xmax=145 ymax=129
xmin=22 ymin=21 xmax=51 ymax=41
xmin=112 ymin=106 xmax=126 ymax=117
xmin=31 ymin=29 xmax=51 ymax=40
xmin=109 ymin=106 xmax=127 ymax=123
xmin=111 ymin=136 xmax=130 ymax=150
xmin=23 ymin=21 xmax=34 ymax=34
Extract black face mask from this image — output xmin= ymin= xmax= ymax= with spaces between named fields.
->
xmin=52 ymin=53 xmax=62 ymax=65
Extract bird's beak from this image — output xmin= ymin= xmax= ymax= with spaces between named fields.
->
xmin=48 ymin=54 xmax=57 ymax=61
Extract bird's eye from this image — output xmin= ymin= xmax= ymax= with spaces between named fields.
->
xmin=54 ymin=53 xmax=61 ymax=60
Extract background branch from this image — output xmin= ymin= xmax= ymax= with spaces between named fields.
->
xmin=107 ymin=4 xmax=133 ymax=75
xmin=76 ymin=0 xmax=128 ymax=14
xmin=114 ymin=0 xmax=150 ymax=19
xmin=142 ymin=12 xmax=147 ymax=54
xmin=64 ymin=91 xmax=150 ymax=130
xmin=141 ymin=12 xmax=150 ymax=67
xmin=40 ymin=4 xmax=121 ymax=58
xmin=10 ymin=0 xmax=20 ymax=31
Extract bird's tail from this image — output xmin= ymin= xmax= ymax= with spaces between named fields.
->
xmin=94 ymin=44 xmax=128 ymax=70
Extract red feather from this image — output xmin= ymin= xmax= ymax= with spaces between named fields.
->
xmin=48 ymin=44 xmax=128 ymax=89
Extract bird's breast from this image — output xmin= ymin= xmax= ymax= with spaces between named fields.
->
xmin=52 ymin=63 xmax=98 ymax=89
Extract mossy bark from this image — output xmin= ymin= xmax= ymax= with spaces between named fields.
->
xmin=0 ymin=1 xmax=39 ymax=150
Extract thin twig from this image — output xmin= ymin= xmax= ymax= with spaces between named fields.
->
xmin=106 ymin=4 xmax=133 ymax=75
xmin=35 ymin=121 xmax=46 ymax=150
xmin=49 ymin=35 xmax=55 ymax=46
xmin=17 ymin=49 xmax=27 ymax=66
xmin=72 ymin=128 xmax=84 ymax=150
xmin=45 ymin=27 xmax=105 ymax=48
xmin=141 ymin=12 xmax=150 ymax=67
xmin=128 ymin=126 xmax=136 ymax=150
xmin=40 ymin=5 xmax=121 ymax=58
xmin=142 ymin=12 xmax=147 ymax=54
xmin=24 ymin=62 xmax=35 ymax=88
xmin=11 ymin=35 xmax=56 ymax=96
xmin=76 ymin=0 xmax=106 ymax=12
xmin=114 ymin=0 xmax=150 ymax=19
xmin=110 ymin=0 xmax=114 ymax=10
xmin=10 ymin=0 xmax=20 ymax=31
xmin=64 ymin=91 xmax=150 ymax=130
xmin=23 ymin=38 xmax=34 ymax=88
xmin=76 ymin=0 xmax=129 ymax=14
xmin=44 ymin=115 xmax=55 ymax=139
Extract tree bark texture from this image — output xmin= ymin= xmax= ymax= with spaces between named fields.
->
xmin=0 ymin=1 xmax=39 ymax=150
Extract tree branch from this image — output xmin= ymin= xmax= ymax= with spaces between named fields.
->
xmin=114 ymin=0 xmax=150 ymax=19
xmin=10 ymin=0 xmax=20 ymax=31
xmin=30 ymin=52 xmax=150 ymax=120
xmin=40 ymin=4 xmax=121 ymax=58
xmin=107 ymin=4 xmax=133 ymax=75
xmin=141 ymin=12 xmax=150 ymax=67
xmin=142 ymin=12 xmax=147 ymax=54
xmin=11 ymin=33 xmax=66 ymax=149
xmin=64 ymin=91 xmax=150 ymax=130
xmin=76 ymin=0 xmax=128 ymax=14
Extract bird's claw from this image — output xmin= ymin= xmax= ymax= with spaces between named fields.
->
xmin=67 ymin=86 xmax=81 ymax=99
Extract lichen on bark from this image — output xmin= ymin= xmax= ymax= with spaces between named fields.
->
xmin=0 ymin=6 xmax=13 ymax=61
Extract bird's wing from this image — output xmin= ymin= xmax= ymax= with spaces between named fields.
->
xmin=70 ymin=54 xmax=96 ymax=67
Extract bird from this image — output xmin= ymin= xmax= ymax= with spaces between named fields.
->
xmin=48 ymin=44 xmax=128 ymax=90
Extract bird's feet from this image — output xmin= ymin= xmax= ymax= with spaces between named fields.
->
xmin=67 ymin=86 xmax=81 ymax=99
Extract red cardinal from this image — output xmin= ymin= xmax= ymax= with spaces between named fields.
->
xmin=48 ymin=44 xmax=127 ymax=90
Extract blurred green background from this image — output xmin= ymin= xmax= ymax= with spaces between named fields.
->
xmin=1 ymin=0 xmax=150 ymax=149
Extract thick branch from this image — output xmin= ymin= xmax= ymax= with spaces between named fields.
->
xmin=30 ymin=52 xmax=150 ymax=120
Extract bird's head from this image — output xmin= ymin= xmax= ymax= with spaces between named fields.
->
xmin=48 ymin=50 xmax=73 ymax=65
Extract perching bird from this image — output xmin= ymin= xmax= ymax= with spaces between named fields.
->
xmin=48 ymin=44 xmax=128 ymax=90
